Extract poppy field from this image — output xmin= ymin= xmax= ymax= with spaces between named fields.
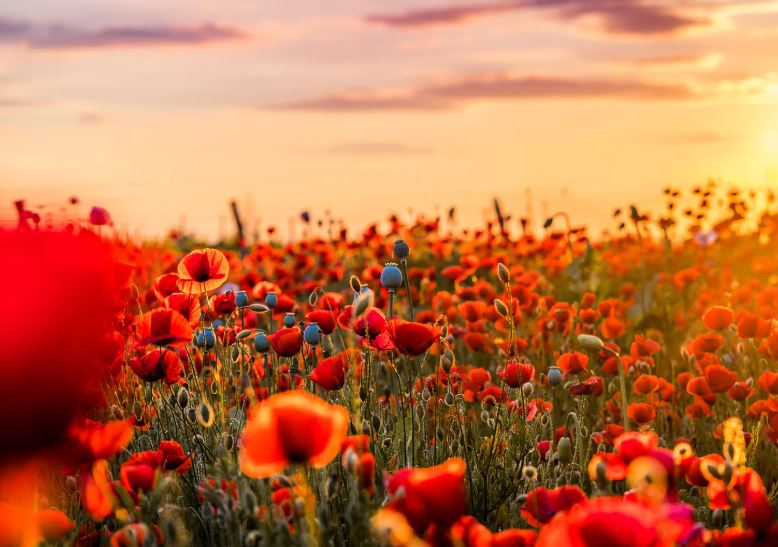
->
xmin=2 ymin=184 xmax=778 ymax=547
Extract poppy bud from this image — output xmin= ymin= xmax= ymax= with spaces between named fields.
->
xmin=197 ymin=401 xmax=214 ymax=427
xmin=393 ymin=239 xmax=409 ymax=258
xmin=577 ymin=333 xmax=605 ymax=352
xmin=522 ymin=382 xmax=534 ymax=397
xmin=249 ymin=303 xmax=269 ymax=313
xmin=264 ymin=292 xmax=278 ymax=309
xmin=557 ymin=437 xmax=572 ymax=464
xmin=304 ymin=323 xmax=323 ymax=346
xmin=354 ymin=291 xmax=374 ymax=317
xmin=497 ymin=263 xmax=510 ymax=284
xmin=441 ymin=354 xmax=453 ymax=373
xmin=177 ymin=387 xmax=189 ymax=408
xmin=522 ymin=465 xmax=538 ymax=481
xmin=440 ymin=324 xmax=448 ymax=338
xmin=237 ymin=329 xmax=253 ymax=340
xmin=361 ymin=419 xmax=370 ymax=435
xmin=308 ymin=290 xmax=318 ymax=308
xmin=111 ymin=404 xmax=124 ymax=420
xmin=223 ymin=434 xmax=234 ymax=451
xmin=547 ymin=365 xmax=563 ymax=386
xmin=494 ymin=298 xmax=509 ymax=319
xmin=380 ymin=263 xmax=403 ymax=291
xmin=254 ymin=332 xmax=270 ymax=353
xmin=543 ymin=217 xmax=553 ymax=228
xmin=66 ymin=475 xmax=77 ymax=492
xmin=445 ymin=392 xmax=454 ymax=406
xmin=349 ymin=275 xmax=362 ymax=294
xmin=235 ymin=291 xmax=249 ymax=308
xmin=372 ymin=414 xmax=381 ymax=431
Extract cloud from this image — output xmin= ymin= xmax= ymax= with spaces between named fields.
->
xmin=278 ymin=71 xmax=696 ymax=111
xmin=365 ymin=1 xmax=715 ymax=37
xmin=665 ymin=130 xmax=738 ymax=143
xmin=324 ymin=141 xmax=434 ymax=155
xmin=620 ymin=52 xmax=723 ymax=71
xmin=0 ymin=15 xmax=246 ymax=49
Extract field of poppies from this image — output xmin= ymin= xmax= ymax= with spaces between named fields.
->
xmin=2 ymin=183 xmax=778 ymax=546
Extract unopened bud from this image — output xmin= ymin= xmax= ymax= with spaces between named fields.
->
xmin=497 ymin=263 xmax=510 ymax=284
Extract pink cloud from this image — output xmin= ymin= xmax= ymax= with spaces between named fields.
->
xmin=365 ymin=0 xmax=714 ymax=36
xmin=0 ymin=16 xmax=246 ymax=49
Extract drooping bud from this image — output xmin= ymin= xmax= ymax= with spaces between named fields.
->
xmin=557 ymin=437 xmax=572 ymax=464
xmin=497 ymin=263 xmax=510 ymax=284
xmin=577 ymin=333 xmax=605 ymax=352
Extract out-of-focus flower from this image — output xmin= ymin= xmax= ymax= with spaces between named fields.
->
xmin=239 ymin=391 xmax=349 ymax=478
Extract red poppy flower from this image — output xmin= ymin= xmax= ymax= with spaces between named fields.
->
xmin=269 ymin=327 xmax=303 ymax=357
xmin=130 ymin=349 xmax=182 ymax=384
xmin=570 ymin=376 xmax=604 ymax=397
xmin=536 ymin=496 xmax=695 ymax=546
xmin=626 ymin=402 xmax=657 ymax=425
xmin=135 ymin=309 xmax=192 ymax=347
xmin=556 ymin=352 xmax=589 ymax=375
xmin=757 ymin=371 xmax=778 ymax=395
xmin=176 ymin=248 xmax=229 ymax=294
xmin=386 ymin=319 xmax=437 ymax=356
xmin=633 ymin=375 xmax=661 ymax=395
xmin=522 ymin=485 xmax=587 ymax=527
xmin=498 ymin=360 xmax=536 ymax=388
xmin=165 ymin=292 xmax=201 ymax=327
xmin=737 ymin=313 xmax=771 ymax=339
xmin=239 ymin=391 xmax=349 ymax=478
xmin=702 ymin=306 xmax=734 ymax=331
xmin=154 ymin=272 xmax=181 ymax=300
xmin=703 ymin=364 xmax=737 ymax=393
xmin=306 ymin=309 xmax=337 ymax=335
xmin=309 ymin=353 xmax=347 ymax=391
xmin=120 ymin=462 xmax=157 ymax=494
xmin=211 ymin=290 xmax=237 ymax=315
xmin=353 ymin=307 xmax=387 ymax=338
xmin=386 ymin=457 xmax=466 ymax=534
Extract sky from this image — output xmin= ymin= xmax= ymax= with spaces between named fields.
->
xmin=2 ymin=0 xmax=778 ymax=240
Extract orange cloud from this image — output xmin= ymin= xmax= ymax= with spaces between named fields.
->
xmin=279 ymin=71 xmax=696 ymax=111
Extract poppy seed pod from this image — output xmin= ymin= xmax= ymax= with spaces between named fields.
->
xmin=393 ymin=239 xmax=409 ymax=258
xmin=235 ymin=291 xmax=249 ymax=308
xmin=253 ymin=332 xmax=270 ymax=353
xmin=547 ymin=365 xmax=563 ymax=386
xmin=264 ymin=292 xmax=278 ymax=309
xmin=380 ymin=263 xmax=403 ymax=291
xmin=304 ymin=323 xmax=323 ymax=346
xmin=198 ymin=328 xmax=216 ymax=349
xmin=283 ymin=313 xmax=296 ymax=328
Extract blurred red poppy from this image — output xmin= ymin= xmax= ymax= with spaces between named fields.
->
xmin=498 ymin=360 xmax=535 ymax=388
xmin=177 ymin=248 xmax=229 ymax=294
xmin=130 ymin=349 xmax=182 ymax=384
xmin=627 ymin=402 xmax=657 ymax=425
xmin=386 ymin=319 xmax=437 ymax=356
xmin=239 ymin=391 xmax=349 ymax=478
xmin=557 ymin=352 xmax=589 ymax=375
xmin=306 ymin=309 xmax=337 ymax=335
xmin=269 ymin=327 xmax=303 ymax=357
xmin=135 ymin=309 xmax=193 ymax=347
xmin=386 ymin=457 xmax=466 ymax=534
xmin=0 ymin=229 xmax=124 ymax=465
xmin=702 ymin=306 xmax=734 ymax=331
xmin=309 ymin=353 xmax=347 ymax=391
xmin=703 ymin=364 xmax=737 ymax=393
xmin=522 ymin=485 xmax=587 ymax=527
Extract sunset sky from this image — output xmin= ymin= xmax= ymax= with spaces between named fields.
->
xmin=2 ymin=0 xmax=778 ymax=239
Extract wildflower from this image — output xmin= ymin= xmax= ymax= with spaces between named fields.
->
xmin=239 ymin=391 xmax=349 ymax=478
xmin=130 ymin=349 xmax=182 ymax=384
xmin=385 ymin=457 xmax=466 ymax=534
xmin=522 ymin=485 xmax=587 ymax=527
xmin=556 ymin=352 xmax=589 ymax=375
xmin=135 ymin=309 xmax=193 ymax=347
xmin=702 ymin=306 xmax=734 ymax=331
xmin=176 ymin=248 xmax=229 ymax=294
xmin=309 ymin=353 xmax=347 ymax=391
xmin=386 ymin=319 xmax=437 ymax=356
xmin=269 ymin=327 xmax=303 ymax=357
